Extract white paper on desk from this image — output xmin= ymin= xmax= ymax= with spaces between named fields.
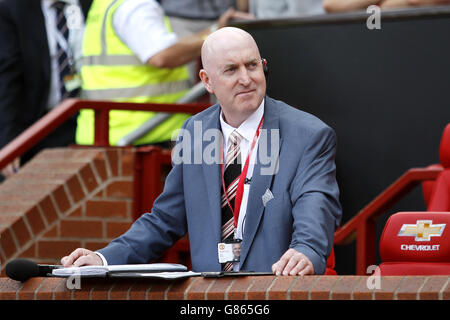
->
xmin=109 ymin=271 xmax=201 ymax=280
xmin=52 ymin=263 xmax=187 ymax=277
xmin=107 ymin=263 xmax=187 ymax=273
xmin=52 ymin=266 xmax=108 ymax=277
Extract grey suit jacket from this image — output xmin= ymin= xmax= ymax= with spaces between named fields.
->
xmin=99 ymin=96 xmax=342 ymax=274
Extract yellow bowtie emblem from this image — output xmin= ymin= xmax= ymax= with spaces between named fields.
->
xmin=398 ymin=220 xmax=446 ymax=241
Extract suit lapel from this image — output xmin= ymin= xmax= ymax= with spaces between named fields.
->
xmin=240 ymin=97 xmax=282 ymax=267
xmin=201 ymin=106 xmax=222 ymax=243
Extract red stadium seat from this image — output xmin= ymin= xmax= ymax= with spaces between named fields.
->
xmin=377 ymin=212 xmax=450 ymax=275
xmin=427 ymin=124 xmax=450 ymax=210
xmin=428 ymin=170 xmax=450 ymax=211
xmin=422 ymin=123 xmax=450 ymax=207
xmin=439 ymin=123 xmax=450 ymax=169
xmin=377 ymin=126 xmax=450 ymax=275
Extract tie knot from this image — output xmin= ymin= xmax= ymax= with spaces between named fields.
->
xmin=52 ymin=1 xmax=66 ymax=10
xmin=229 ymin=130 xmax=243 ymax=146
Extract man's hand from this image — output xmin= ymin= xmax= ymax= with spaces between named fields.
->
xmin=271 ymin=248 xmax=315 ymax=276
xmin=61 ymin=248 xmax=103 ymax=267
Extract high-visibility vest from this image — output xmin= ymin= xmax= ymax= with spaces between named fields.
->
xmin=76 ymin=0 xmax=191 ymax=146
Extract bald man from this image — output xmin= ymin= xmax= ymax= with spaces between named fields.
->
xmin=61 ymin=27 xmax=341 ymax=276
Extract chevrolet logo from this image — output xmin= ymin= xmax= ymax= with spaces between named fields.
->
xmin=398 ymin=220 xmax=446 ymax=241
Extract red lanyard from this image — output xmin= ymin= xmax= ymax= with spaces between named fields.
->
xmin=220 ymin=114 xmax=264 ymax=228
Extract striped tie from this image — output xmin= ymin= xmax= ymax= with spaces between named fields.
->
xmin=53 ymin=1 xmax=79 ymax=99
xmin=221 ymin=130 xmax=243 ymax=271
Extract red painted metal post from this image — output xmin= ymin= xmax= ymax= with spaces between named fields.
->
xmin=132 ymin=146 xmax=191 ymax=268
xmin=356 ymin=218 xmax=376 ymax=275
xmin=94 ymin=108 xmax=110 ymax=146
xmin=133 ymin=148 xmax=143 ymax=221
xmin=132 ymin=146 xmax=172 ymax=220
xmin=133 ymin=147 xmax=159 ymax=220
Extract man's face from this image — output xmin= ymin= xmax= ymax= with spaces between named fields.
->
xmin=233 ymin=244 xmax=241 ymax=257
xmin=200 ymin=33 xmax=266 ymax=126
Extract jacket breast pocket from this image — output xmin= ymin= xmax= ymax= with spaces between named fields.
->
xmin=264 ymin=191 xmax=292 ymax=225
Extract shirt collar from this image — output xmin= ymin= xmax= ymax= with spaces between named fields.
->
xmin=220 ymin=98 xmax=265 ymax=144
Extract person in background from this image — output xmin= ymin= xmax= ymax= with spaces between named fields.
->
xmin=0 ymin=0 xmax=91 ymax=182
xmin=323 ymin=0 xmax=450 ymax=13
xmin=159 ymin=0 xmax=254 ymax=84
xmin=160 ymin=0 xmax=240 ymax=37
xmin=76 ymin=0 xmax=251 ymax=147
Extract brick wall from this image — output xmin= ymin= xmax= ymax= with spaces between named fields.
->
xmin=0 ymin=148 xmax=449 ymax=302
xmin=0 ymin=276 xmax=448 ymax=300
xmin=0 ymin=147 xmax=135 ymax=275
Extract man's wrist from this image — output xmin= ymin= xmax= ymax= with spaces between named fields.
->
xmin=95 ymin=252 xmax=108 ymax=266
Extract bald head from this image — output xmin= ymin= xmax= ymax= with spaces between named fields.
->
xmin=198 ymin=27 xmax=266 ymax=128
xmin=201 ymin=27 xmax=261 ymax=72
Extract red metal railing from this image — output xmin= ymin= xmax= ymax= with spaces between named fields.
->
xmin=0 ymin=98 xmax=210 ymax=269
xmin=0 ymin=98 xmax=210 ymax=171
xmin=334 ymin=167 xmax=443 ymax=275
xmin=0 ymin=98 xmax=444 ymax=274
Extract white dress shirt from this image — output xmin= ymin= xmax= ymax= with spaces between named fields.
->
xmin=41 ymin=0 xmax=85 ymax=110
xmin=220 ymin=99 xmax=265 ymax=271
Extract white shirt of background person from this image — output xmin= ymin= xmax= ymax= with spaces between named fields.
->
xmin=113 ymin=0 xmax=179 ymax=64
